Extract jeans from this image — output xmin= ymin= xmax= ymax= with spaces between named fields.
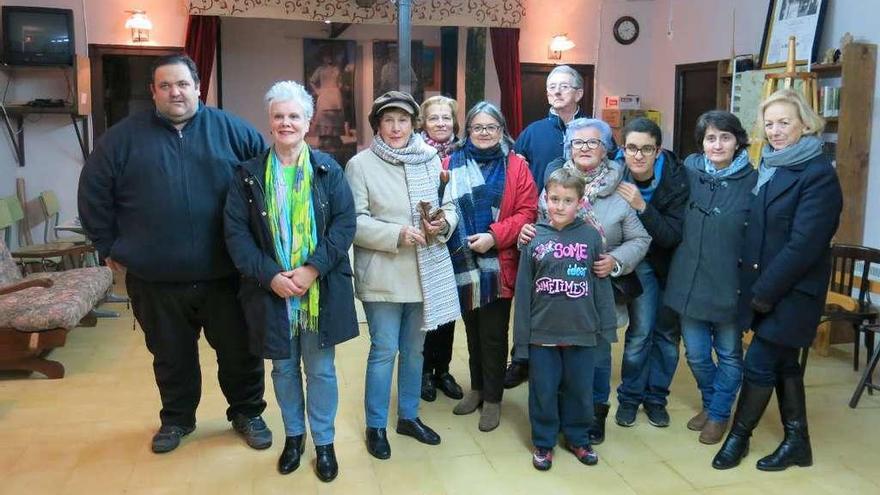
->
xmin=594 ymin=333 xmax=612 ymax=404
xmin=681 ymin=316 xmax=744 ymax=422
xmin=744 ymin=336 xmax=802 ymax=386
xmin=529 ymin=345 xmax=595 ymax=449
xmin=126 ymin=273 xmax=266 ymax=427
xmin=615 ymin=260 xmax=682 ymax=408
xmin=462 ymin=298 xmax=512 ymax=403
xmin=363 ymin=302 xmax=426 ymax=428
xmin=271 ymin=329 xmax=338 ymax=446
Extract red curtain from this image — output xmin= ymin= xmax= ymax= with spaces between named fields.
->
xmin=489 ymin=27 xmax=523 ymax=138
xmin=184 ymin=15 xmax=219 ymax=102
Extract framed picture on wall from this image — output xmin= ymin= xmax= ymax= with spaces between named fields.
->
xmin=303 ymin=39 xmax=357 ymax=165
xmin=373 ymin=40 xmax=424 ymax=102
xmin=422 ymin=47 xmax=441 ymax=92
xmin=759 ymin=0 xmax=828 ymax=68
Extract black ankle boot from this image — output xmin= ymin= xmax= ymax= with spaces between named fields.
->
xmin=712 ymin=381 xmax=774 ymax=470
xmin=366 ymin=427 xmax=391 ymax=459
xmin=277 ymin=435 xmax=305 ymax=475
xmin=757 ymin=375 xmax=813 ymax=471
xmin=315 ymin=443 xmax=339 ymax=482
xmin=589 ymin=403 xmax=609 ymax=445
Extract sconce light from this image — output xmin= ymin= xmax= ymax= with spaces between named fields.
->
xmin=125 ymin=10 xmax=152 ymax=43
xmin=548 ymin=34 xmax=575 ymax=60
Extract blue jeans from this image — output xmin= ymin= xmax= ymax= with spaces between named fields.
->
xmin=612 ymin=261 xmax=682 ymax=407
xmin=363 ymin=302 xmax=426 ymax=428
xmin=529 ymin=345 xmax=595 ymax=449
xmin=271 ymin=329 xmax=338 ymax=446
xmin=681 ymin=316 xmax=744 ymax=422
xmin=594 ymin=333 xmax=612 ymax=404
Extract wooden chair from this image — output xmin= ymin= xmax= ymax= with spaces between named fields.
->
xmin=3 ymin=195 xmax=94 ymax=272
xmin=821 ymin=244 xmax=880 ymax=369
xmin=39 ymin=190 xmax=88 ymax=245
xmin=0 ymin=199 xmax=13 ymax=247
xmin=849 ymin=323 xmax=880 ymax=408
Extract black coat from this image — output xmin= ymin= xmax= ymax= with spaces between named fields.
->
xmin=224 ymin=148 xmax=359 ymax=359
xmin=664 ymin=153 xmax=757 ymax=323
xmin=737 ymin=153 xmax=843 ymax=348
xmin=631 ymin=149 xmax=689 ymax=285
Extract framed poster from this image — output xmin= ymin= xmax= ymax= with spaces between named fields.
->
xmin=303 ymin=38 xmax=357 ymax=165
xmin=759 ymin=0 xmax=828 ymax=68
xmin=373 ymin=40 xmax=424 ymax=102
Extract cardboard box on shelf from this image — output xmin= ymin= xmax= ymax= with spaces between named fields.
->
xmin=602 ymin=109 xmax=646 ymax=128
xmin=604 ymin=94 xmax=641 ymax=110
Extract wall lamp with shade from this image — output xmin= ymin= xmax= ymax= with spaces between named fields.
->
xmin=125 ymin=10 xmax=152 ymax=43
xmin=548 ymin=34 xmax=575 ymax=60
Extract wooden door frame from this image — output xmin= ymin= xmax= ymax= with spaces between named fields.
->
xmin=87 ymin=44 xmax=182 ymax=140
xmin=673 ymin=60 xmax=720 ymax=156
xmin=520 ymin=62 xmax=595 ymax=117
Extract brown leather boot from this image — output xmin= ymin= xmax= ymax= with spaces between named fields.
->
xmin=699 ymin=419 xmax=729 ymax=444
xmin=687 ymin=410 xmax=708 ymax=431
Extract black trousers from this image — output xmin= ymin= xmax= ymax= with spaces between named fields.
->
xmin=462 ymin=298 xmax=512 ymax=403
xmin=744 ymin=336 xmax=801 ymax=387
xmin=126 ymin=273 xmax=266 ymax=428
xmin=423 ymin=321 xmax=455 ymax=375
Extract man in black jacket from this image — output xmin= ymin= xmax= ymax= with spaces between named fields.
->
xmin=78 ymin=55 xmax=269 ymax=454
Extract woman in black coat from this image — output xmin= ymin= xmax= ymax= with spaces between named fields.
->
xmin=224 ymin=81 xmax=358 ymax=482
xmin=712 ymin=89 xmax=842 ymax=471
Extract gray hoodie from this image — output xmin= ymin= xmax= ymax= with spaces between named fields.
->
xmin=513 ymin=219 xmax=618 ymax=358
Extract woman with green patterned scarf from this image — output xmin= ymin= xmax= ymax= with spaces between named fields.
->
xmin=224 ymin=81 xmax=358 ymax=483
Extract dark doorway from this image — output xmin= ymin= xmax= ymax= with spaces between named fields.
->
xmin=673 ymin=60 xmax=724 ymax=158
xmin=519 ymin=63 xmax=594 ymax=135
xmin=88 ymin=44 xmax=182 ymax=141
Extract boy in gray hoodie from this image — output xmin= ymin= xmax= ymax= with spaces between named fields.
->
xmin=513 ymin=168 xmax=617 ymax=471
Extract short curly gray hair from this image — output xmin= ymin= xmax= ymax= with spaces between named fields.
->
xmin=264 ymin=81 xmax=315 ymax=121
xmin=563 ymin=118 xmax=613 ymax=160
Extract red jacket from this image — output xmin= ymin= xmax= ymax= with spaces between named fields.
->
xmin=442 ymin=151 xmax=538 ymax=298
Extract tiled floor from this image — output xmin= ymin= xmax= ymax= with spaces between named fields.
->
xmin=1 ymin=291 xmax=878 ymax=495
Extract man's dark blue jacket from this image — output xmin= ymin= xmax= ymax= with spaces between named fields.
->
xmin=78 ymin=104 xmax=266 ymax=282
xmin=514 ymin=108 xmax=590 ymax=187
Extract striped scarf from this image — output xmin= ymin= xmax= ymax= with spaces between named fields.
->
xmin=370 ymin=134 xmax=461 ymax=331
xmin=265 ymin=146 xmax=319 ymax=334
xmin=445 ymin=140 xmax=506 ymax=311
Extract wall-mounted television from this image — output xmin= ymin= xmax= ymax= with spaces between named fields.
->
xmin=1 ymin=6 xmax=75 ymax=66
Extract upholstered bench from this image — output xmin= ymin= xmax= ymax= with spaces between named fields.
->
xmin=0 ymin=239 xmax=112 ymax=378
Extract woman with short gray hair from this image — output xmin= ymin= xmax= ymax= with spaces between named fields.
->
xmin=224 ymin=80 xmax=358 ymax=482
xmin=446 ymin=101 xmax=538 ymax=432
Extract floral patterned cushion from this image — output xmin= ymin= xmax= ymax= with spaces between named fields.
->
xmin=0 ymin=239 xmax=23 ymax=287
xmin=0 ymin=266 xmax=113 ymax=332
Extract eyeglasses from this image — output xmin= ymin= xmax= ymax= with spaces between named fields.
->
xmin=624 ymin=144 xmax=658 ymax=157
xmin=469 ymin=124 xmax=501 ymax=134
xmin=571 ymin=138 xmax=603 ymax=150
xmin=547 ymin=83 xmax=578 ymax=93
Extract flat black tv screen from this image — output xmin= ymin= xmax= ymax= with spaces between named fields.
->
xmin=2 ymin=6 xmax=75 ymax=66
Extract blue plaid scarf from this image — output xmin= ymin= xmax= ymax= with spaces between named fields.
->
xmin=445 ymin=139 xmax=507 ymax=311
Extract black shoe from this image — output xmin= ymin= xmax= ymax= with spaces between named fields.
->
xmin=277 ymin=435 xmax=305 ymax=475
xmin=421 ymin=373 xmax=437 ymax=402
xmin=231 ymin=414 xmax=273 ymax=450
xmin=151 ymin=424 xmax=195 ymax=454
xmin=588 ymin=403 xmax=609 ymax=445
xmin=366 ymin=427 xmax=391 ymax=459
xmin=644 ymin=403 xmax=670 ymax=427
xmin=315 ymin=444 xmax=339 ymax=482
xmin=756 ymin=375 xmax=813 ymax=471
xmin=396 ymin=418 xmax=441 ymax=445
xmin=434 ymin=372 xmax=464 ymax=400
xmin=503 ymin=360 xmax=529 ymax=389
xmin=712 ymin=381 xmax=774 ymax=470
xmin=615 ymin=402 xmax=638 ymax=427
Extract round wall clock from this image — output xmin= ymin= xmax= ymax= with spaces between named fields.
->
xmin=613 ymin=16 xmax=640 ymax=45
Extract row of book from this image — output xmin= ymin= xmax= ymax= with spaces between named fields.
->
xmin=819 ymin=86 xmax=841 ymax=117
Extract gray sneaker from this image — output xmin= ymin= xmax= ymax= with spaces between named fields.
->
xmin=232 ymin=414 xmax=273 ymax=450
xmin=644 ymin=403 xmax=670 ymax=427
xmin=151 ymin=424 xmax=195 ymax=454
xmin=615 ymin=402 xmax=638 ymax=427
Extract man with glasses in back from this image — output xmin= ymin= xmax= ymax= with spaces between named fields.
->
xmin=505 ymin=65 xmax=590 ymax=388
xmin=78 ymin=54 xmax=271 ymax=454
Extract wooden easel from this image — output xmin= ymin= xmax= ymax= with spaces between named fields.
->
xmin=749 ymin=36 xmax=821 ymax=163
